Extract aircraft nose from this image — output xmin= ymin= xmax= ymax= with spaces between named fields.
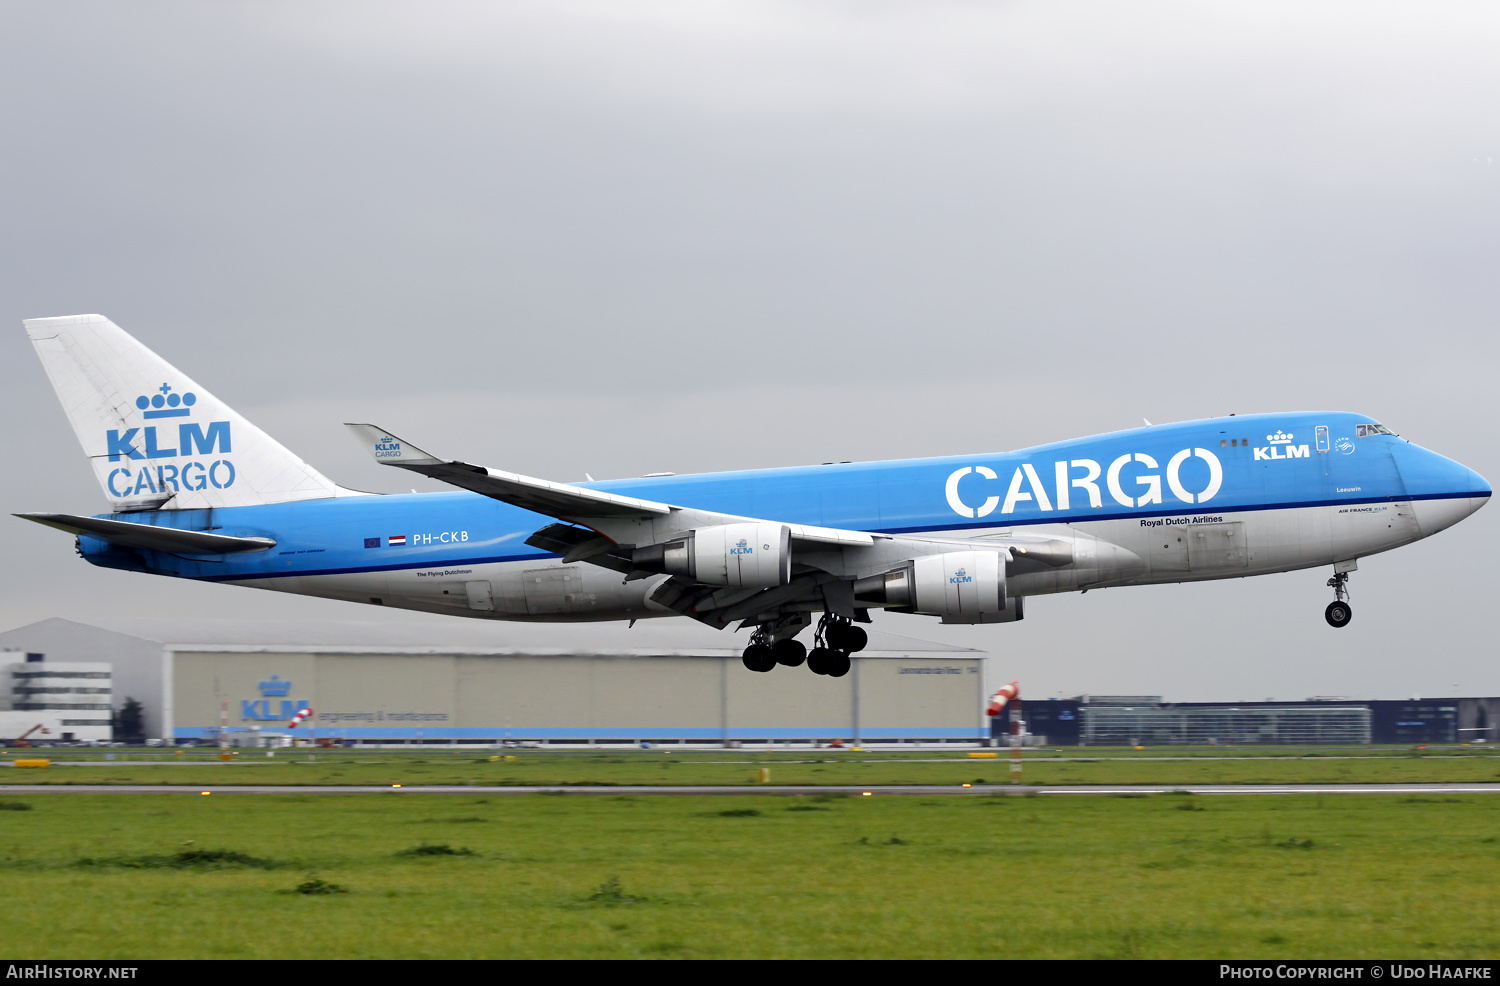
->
xmin=1396 ymin=445 xmax=1490 ymax=534
xmin=1468 ymin=467 xmax=1492 ymax=499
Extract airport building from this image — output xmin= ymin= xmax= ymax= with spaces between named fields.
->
xmin=1001 ymin=695 xmax=1497 ymax=746
xmin=0 ymin=650 xmax=113 ymax=743
xmin=0 ymin=618 xmax=988 ymax=746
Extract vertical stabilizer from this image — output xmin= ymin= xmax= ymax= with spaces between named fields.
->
xmin=25 ymin=314 xmax=344 ymax=511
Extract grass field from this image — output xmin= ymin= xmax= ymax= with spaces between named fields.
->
xmin=5 ymin=746 xmax=1500 ymax=787
xmin=0 ymin=791 xmax=1496 ymax=959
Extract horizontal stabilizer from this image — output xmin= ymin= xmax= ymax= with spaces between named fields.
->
xmin=345 ymin=424 xmax=672 ymax=519
xmin=16 ymin=513 xmax=277 ymax=555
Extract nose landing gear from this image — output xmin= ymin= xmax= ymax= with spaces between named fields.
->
xmin=1325 ymin=571 xmax=1353 ymax=628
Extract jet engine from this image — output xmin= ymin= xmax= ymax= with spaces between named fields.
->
xmin=853 ymin=550 xmax=1012 ymax=620
xmin=632 ymin=522 xmax=791 ymax=588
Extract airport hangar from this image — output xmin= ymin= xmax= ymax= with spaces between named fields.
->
xmin=0 ymin=618 xmax=988 ymax=746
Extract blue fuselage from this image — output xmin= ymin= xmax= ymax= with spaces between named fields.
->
xmin=80 ymin=411 xmax=1489 ymax=622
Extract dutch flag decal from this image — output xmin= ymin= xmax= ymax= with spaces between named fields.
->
xmin=388 ymin=535 xmax=407 ymax=546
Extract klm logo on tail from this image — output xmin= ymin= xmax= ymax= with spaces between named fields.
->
xmin=137 ymin=382 xmax=196 ymax=418
xmin=104 ymin=382 xmax=236 ymax=497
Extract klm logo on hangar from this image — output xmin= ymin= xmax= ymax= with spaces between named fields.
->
xmin=241 ymin=675 xmax=308 ymax=722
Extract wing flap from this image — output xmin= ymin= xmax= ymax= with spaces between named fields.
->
xmin=788 ymin=524 xmax=875 ymax=547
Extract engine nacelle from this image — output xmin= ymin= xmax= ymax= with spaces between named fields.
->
xmin=632 ymin=522 xmax=791 ymax=588
xmin=854 ymin=550 xmax=1008 ymax=618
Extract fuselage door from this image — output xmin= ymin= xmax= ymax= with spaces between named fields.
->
xmin=523 ymin=568 xmax=593 ymax=615
xmin=1147 ymin=529 xmax=1190 ymax=573
xmin=465 ymin=580 xmax=494 ymax=612
xmin=1187 ymin=522 xmax=1249 ymax=570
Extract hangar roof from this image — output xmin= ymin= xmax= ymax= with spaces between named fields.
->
xmin=0 ymin=617 xmax=982 ymax=659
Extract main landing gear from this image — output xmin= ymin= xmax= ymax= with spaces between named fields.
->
xmin=1325 ymin=570 xmax=1353 ymax=628
xmin=741 ymin=614 xmax=867 ymax=676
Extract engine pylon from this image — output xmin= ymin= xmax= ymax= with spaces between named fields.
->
xmin=986 ymin=681 xmax=1019 ymax=717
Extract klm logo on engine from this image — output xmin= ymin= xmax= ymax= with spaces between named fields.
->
xmin=102 ymin=383 xmax=235 ymax=497
xmin=1254 ymin=430 xmax=1309 ymax=461
xmin=730 ymin=538 xmax=753 ymax=556
xmin=949 ymin=567 xmax=973 ymax=585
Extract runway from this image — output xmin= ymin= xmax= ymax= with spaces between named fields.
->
xmin=3 ymin=783 xmax=1499 ymax=796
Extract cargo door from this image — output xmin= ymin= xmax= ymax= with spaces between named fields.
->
xmin=523 ymin=568 xmax=585 ymax=615
xmin=1187 ymin=522 xmax=1249 ymax=571
xmin=1147 ymin=527 xmax=1190 ymax=574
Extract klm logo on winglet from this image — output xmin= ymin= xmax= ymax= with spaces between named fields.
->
xmin=103 ymin=381 xmax=236 ymax=497
xmin=374 ymin=435 xmax=402 ymax=459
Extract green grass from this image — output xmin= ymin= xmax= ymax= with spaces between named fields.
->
xmin=6 ymin=746 xmax=1500 ymax=787
xmin=0 ymin=792 xmax=1497 ymax=958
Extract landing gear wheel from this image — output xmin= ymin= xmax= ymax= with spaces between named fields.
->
xmin=742 ymin=643 xmax=775 ymax=672
xmin=827 ymin=651 xmax=852 ymax=677
xmin=1325 ymin=568 xmax=1353 ymax=629
xmin=771 ymin=639 xmax=807 ymax=667
xmin=807 ymin=647 xmax=834 ymax=675
xmin=1324 ymin=601 xmax=1352 ymax=628
xmin=825 ymin=622 xmax=868 ymax=653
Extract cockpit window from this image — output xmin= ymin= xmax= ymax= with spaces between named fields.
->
xmin=1356 ymin=423 xmax=1394 ymax=437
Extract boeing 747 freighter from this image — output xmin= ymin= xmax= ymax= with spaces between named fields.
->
xmin=18 ymin=315 xmax=1490 ymax=676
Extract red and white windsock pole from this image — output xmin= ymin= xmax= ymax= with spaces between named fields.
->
xmin=986 ymin=682 xmax=1020 ymax=717
xmin=288 ymin=707 xmax=314 ymax=729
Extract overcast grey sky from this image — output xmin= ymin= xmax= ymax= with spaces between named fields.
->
xmin=3 ymin=1 xmax=1496 ymax=701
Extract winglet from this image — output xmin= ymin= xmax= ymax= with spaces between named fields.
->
xmin=344 ymin=424 xmax=446 ymax=467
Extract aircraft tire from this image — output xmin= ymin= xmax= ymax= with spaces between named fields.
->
xmin=772 ymin=639 xmax=807 ymax=667
xmin=742 ymin=644 xmax=776 ymax=672
xmin=1324 ymin=601 xmax=1352 ymax=628
xmin=807 ymin=647 xmax=834 ymax=675
xmin=827 ymin=651 xmax=852 ymax=677
xmin=841 ymin=626 xmax=868 ymax=653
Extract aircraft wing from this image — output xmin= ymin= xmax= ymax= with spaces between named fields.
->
xmin=345 ymin=424 xmax=672 ymax=519
xmin=346 ymin=424 xmax=875 ymax=548
xmin=16 ymin=513 xmax=277 ymax=554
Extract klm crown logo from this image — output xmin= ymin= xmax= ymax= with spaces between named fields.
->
xmin=1267 ymin=430 xmax=1295 ymax=445
xmin=136 ymin=383 xmax=197 ymax=419
xmin=104 ymin=380 xmax=235 ymax=496
xmin=949 ymin=567 xmax=974 ymax=585
xmin=259 ymin=675 xmax=292 ymax=697
xmin=730 ymin=538 xmax=753 ymax=556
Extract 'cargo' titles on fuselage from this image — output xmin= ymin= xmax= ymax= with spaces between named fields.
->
xmin=945 ymin=448 xmax=1224 ymax=519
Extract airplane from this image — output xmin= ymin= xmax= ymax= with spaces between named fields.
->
xmin=17 ymin=314 xmax=1491 ymax=678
